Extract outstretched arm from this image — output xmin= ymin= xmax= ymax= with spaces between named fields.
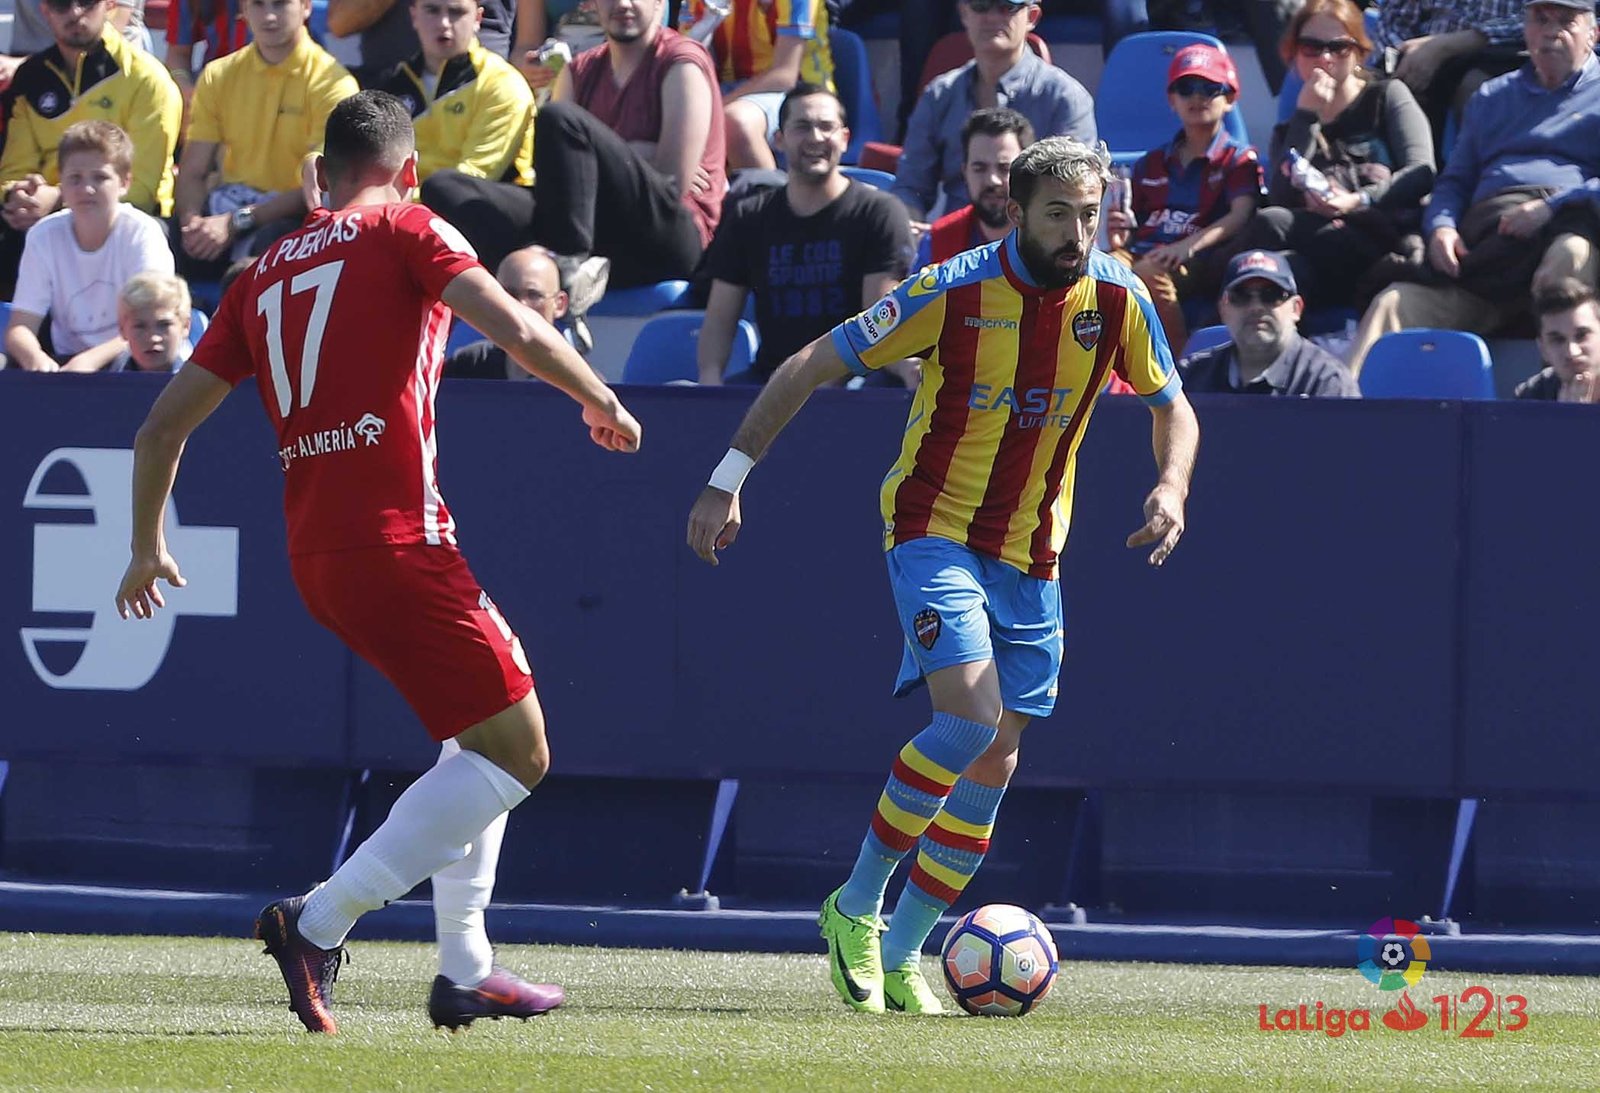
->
xmin=685 ymin=332 xmax=850 ymax=564
xmin=116 ymin=365 xmax=234 ymax=618
xmin=1126 ymin=390 xmax=1199 ymax=567
xmin=442 ymin=266 xmax=641 ymax=452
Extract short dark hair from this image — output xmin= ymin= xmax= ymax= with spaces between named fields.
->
xmin=1533 ymin=278 xmax=1599 ymax=322
xmin=960 ymin=107 xmax=1034 ymax=163
xmin=323 ymin=90 xmax=415 ymax=186
xmin=777 ymin=81 xmax=848 ymax=130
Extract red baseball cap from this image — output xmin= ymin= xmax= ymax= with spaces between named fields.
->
xmin=1167 ymin=43 xmax=1239 ymax=96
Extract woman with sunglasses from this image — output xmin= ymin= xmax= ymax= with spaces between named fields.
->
xmin=1240 ymin=0 xmax=1435 ymax=310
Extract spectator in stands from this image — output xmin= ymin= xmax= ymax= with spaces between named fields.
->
xmin=916 ymin=106 xmax=1033 ymax=267
xmin=4 ymin=122 xmax=174 ymax=373
xmin=839 ymin=0 xmax=959 ymax=143
xmin=110 ymin=271 xmax=193 ymax=373
xmin=1103 ymin=0 xmax=1298 ymax=95
xmin=328 ymin=0 xmax=513 ymax=82
xmin=1180 ymin=249 xmax=1361 ymax=395
xmin=1518 ymin=276 xmax=1600 ymax=400
xmin=175 ymin=0 xmax=358 ymax=280
xmin=676 ymin=0 xmax=833 ymax=171
xmin=372 ymin=0 xmax=535 ymax=186
xmin=164 ymin=0 xmax=250 ymax=94
xmin=423 ymin=0 xmax=726 ymax=291
xmin=1104 ymin=42 xmax=1261 ymax=351
xmin=1346 ymin=0 xmax=1600 ymax=376
xmin=892 ymin=0 xmax=1095 ymax=235
xmin=2 ymin=0 xmax=150 ymax=89
xmin=1242 ymin=0 xmax=1435 ymax=311
xmin=446 ymin=245 xmax=571 ymax=378
xmin=1371 ymin=0 xmax=1527 ymax=150
xmin=696 ymin=83 xmax=913 ymax=386
xmin=0 ymin=0 xmax=181 ymax=298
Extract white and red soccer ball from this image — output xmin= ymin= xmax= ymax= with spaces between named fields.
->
xmin=940 ymin=904 xmax=1059 ymax=1016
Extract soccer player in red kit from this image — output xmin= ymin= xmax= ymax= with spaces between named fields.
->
xmin=114 ymin=91 xmax=642 ymax=1034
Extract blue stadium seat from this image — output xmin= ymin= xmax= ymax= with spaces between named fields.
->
xmin=445 ymin=318 xmax=484 ymax=358
xmin=1277 ymin=69 xmax=1302 ymax=124
xmin=1097 ymin=32 xmax=1250 ymax=167
xmin=830 ymin=27 xmax=884 ymax=163
xmin=621 ymin=311 xmax=759 ymax=384
xmin=309 ymin=0 xmax=330 ymax=42
xmin=0 ymin=301 xmax=12 ymax=331
xmin=1360 ymin=329 xmax=1495 ymax=399
xmin=589 ymin=280 xmax=692 ymax=317
xmin=1181 ymin=323 xmax=1230 ymax=359
xmin=189 ymin=307 xmax=210 ymax=340
xmin=840 ymin=165 xmax=896 ymax=190
xmin=1035 ymin=13 xmax=1103 ymax=44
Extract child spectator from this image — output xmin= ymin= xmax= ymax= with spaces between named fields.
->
xmin=4 ymin=121 xmax=174 ymax=373
xmin=1105 ymin=42 xmax=1262 ymax=351
xmin=110 ymin=272 xmax=193 ymax=373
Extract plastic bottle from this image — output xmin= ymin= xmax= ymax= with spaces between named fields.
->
xmin=1107 ymin=165 xmax=1133 ymax=216
xmin=1285 ymin=149 xmax=1333 ymax=200
xmin=685 ymin=0 xmax=731 ymax=45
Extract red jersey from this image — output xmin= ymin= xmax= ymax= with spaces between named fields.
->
xmin=192 ymin=202 xmax=482 ymax=556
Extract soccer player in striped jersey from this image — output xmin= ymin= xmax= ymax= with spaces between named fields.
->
xmin=687 ymin=135 xmax=1200 ymax=1015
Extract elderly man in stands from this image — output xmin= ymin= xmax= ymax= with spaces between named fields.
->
xmin=892 ymin=0 xmax=1094 ymax=238
xmin=1181 ymin=250 xmax=1361 ymax=396
xmin=1347 ymin=0 xmax=1600 ymax=377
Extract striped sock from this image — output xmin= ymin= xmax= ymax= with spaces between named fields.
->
xmin=835 ymin=713 xmax=997 ymax=919
xmin=881 ymin=778 xmax=1007 ymax=971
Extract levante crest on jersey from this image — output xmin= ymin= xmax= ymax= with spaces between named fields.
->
xmin=1071 ymin=309 xmax=1104 ymax=351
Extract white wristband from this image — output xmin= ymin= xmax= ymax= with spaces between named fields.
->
xmin=708 ymin=448 xmax=755 ymax=495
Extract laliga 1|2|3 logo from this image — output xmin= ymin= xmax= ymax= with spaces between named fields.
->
xmin=1254 ymin=916 xmax=1531 ymax=1040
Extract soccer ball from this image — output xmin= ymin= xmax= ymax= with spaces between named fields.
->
xmin=940 ymin=903 xmax=1059 ymax=1016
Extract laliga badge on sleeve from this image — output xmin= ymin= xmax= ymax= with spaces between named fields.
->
xmin=859 ymin=295 xmax=901 ymax=344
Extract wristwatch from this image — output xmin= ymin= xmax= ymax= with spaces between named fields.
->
xmin=230 ymin=205 xmax=257 ymax=236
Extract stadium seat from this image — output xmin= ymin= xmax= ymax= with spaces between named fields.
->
xmin=1277 ymin=70 xmax=1302 ymax=124
xmin=840 ymin=165 xmax=896 ymax=190
xmin=309 ymin=0 xmax=330 ymax=41
xmin=830 ymin=28 xmax=884 ymax=163
xmin=1097 ymin=32 xmax=1250 ymax=167
xmin=1180 ymin=324 xmax=1230 ymax=359
xmin=189 ymin=307 xmax=210 ymax=340
xmin=858 ymin=141 xmax=902 ymax=174
xmin=445 ymin=318 xmax=484 ymax=358
xmin=621 ymin=311 xmax=758 ymax=384
xmin=1359 ymin=328 xmax=1495 ymax=399
xmin=589 ymin=280 xmax=692 ymax=317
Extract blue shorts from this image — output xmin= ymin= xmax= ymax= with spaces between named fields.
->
xmin=885 ymin=537 xmax=1065 ymax=718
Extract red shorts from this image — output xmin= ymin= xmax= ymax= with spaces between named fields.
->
xmin=291 ymin=544 xmax=535 ymax=741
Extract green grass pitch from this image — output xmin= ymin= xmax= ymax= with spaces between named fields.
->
xmin=2 ymin=932 xmax=1599 ymax=1091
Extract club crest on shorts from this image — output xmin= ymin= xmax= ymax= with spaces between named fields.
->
xmin=913 ymin=608 xmax=941 ymax=650
xmin=1071 ymin=309 xmax=1104 ymax=351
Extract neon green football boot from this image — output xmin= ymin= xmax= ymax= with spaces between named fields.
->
xmin=884 ymin=961 xmax=945 ymax=1015
xmin=818 ymin=888 xmax=886 ymax=1013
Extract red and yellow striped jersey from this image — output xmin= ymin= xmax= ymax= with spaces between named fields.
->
xmin=678 ymin=0 xmax=834 ymax=91
xmin=830 ymin=234 xmax=1180 ymax=578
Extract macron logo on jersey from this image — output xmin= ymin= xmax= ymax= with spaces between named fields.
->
xmin=23 ymin=448 xmax=239 ymax=691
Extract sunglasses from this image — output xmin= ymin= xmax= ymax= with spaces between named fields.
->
xmin=963 ymin=0 xmax=1031 ymax=13
xmin=42 ymin=0 xmax=99 ymax=11
xmin=1226 ymin=284 xmax=1293 ymax=307
xmin=1296 ymin=35 xmax=1360 ymax=58
xmin=1169 ymin=76 xmax=1229 ymax=98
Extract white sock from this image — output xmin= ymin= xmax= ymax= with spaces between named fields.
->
xmin=430 ymin=737 xmax=505 ymax=987
xmin=298 ymin=748 xmax=529 ymax=950
xmin=433 ymin=810 xmax=506 ymax=986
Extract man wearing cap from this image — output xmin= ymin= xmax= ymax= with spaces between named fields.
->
xmin=1105 ymin=42 xmax=1262 ymax=353
xmin=1348 ymin=0 xmax=1600 ymax=376
xmin=892 ymin=0 xmax=1095 ymax=238
xmin=1181 ymin=250 xmax=1360 ymax=397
